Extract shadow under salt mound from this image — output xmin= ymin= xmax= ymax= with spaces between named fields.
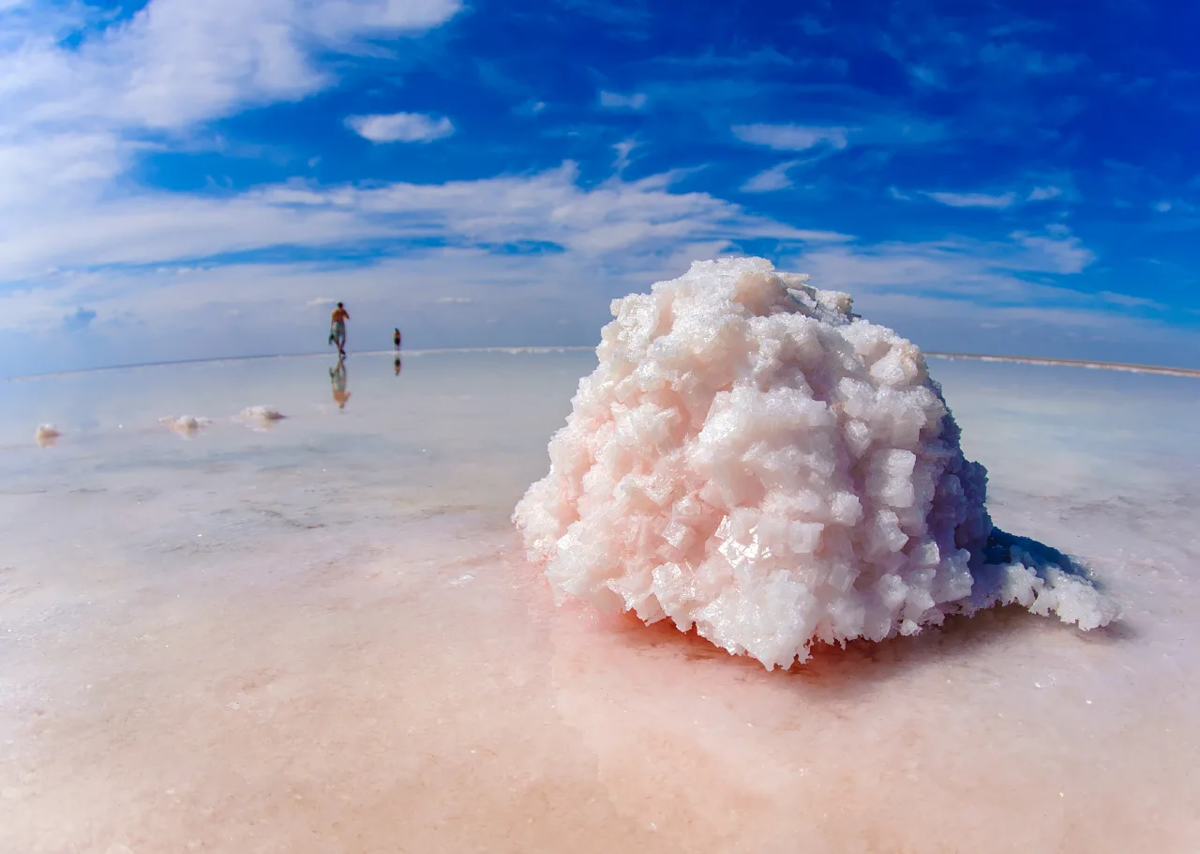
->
xmin=611 ymin=597 xmax=1049 ymax=692
xmin=983 ymin=528 xmax=1095 ymax=586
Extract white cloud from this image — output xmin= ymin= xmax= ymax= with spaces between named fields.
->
xmin=1153 ymin=200 xmax=1172 ymax=213
xmin=436 ymin=296 xmax=472 ymax=304
xmin=731 ymin=124 xmax=849 ymax=152
xmin=1027 ymin=185 xmax=1063 ymax=201
xmin=923 ymin=191 xmax=1017 ymax=209
xmin=791 ymin=228 xmax=1097 ymax=304
xmin=599 ymin=90 xmax=648 ymax=110
xmin=0 ymin=0 xmax=464 ymax=226
xmin=0 ymin=163 xmax=853 ymax=323
xmin=346 ymin=112 xmax=455 ymax=143
xmin=779 ymin=232 xmax=1131 ymax=362
xmin=903 ymin=179 xmax=1076 ymax=210
xmin=741 ymin=161 xmax=799 ymax=193
xmin=1 ymin=0 xmax=463 ymax=132
xmin=1099 ymin=291 xmax=1165 ymax=310
xmin=305 ymin=297 xmax=337 ymax=308
xmin=612 ymin=137 xmax=637 ymax=173
xmin=0 ymin=0 xmax=471 ymax=352
xmin=1010 ymin=230 xmax=1095 ymax=274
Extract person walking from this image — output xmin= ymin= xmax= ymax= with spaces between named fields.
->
xmin=329 ymin=302 xmax=350 ymax=357
xmin=393 ymin=327 xmax=402 ymax=350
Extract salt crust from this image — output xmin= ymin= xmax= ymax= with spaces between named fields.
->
xmin=513 ymin=257 xmax=1116 ymax=669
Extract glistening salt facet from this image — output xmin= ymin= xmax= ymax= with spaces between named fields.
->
xmin=513 ymin=257 xmax=1115 ymax=669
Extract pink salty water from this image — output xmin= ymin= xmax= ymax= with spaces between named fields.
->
xmin=1 ymin=350 xmax=1197 ymax=853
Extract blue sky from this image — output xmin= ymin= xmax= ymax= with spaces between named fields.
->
xmin=1 ymin=0 xmax=1197 ymax=376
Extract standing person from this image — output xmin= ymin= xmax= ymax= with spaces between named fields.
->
xmin=393 ymin=328 xmax=402 ymax=350
xmin=329 ymin=302 xmax=350 ymax=357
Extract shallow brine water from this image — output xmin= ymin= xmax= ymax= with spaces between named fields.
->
xmin=1 ymin=350 xmax=1197 ymax=853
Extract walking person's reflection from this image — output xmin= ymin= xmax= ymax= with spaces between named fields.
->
xmin=394 ymin=356 xmax=402 ymax=376
xmin=330 ymin=357 xmax=351 ymax=410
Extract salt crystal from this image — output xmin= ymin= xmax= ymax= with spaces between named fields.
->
xmin=513 ymin=257 xmax=1115 ymax=669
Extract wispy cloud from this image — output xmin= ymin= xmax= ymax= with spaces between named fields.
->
xmin=874 ymin=5 xmax=1087 ymax=94
xmin=1011 ymin=230 xmax=1095 ymax=274
xmin=0 ymin=163 xmax=853 ymax=324
xmin=923 ymin=191 xmax=1018 ymax=209
xmin=1099 ymin=291 xmax=1166 ymax=310
xmin=731 ymin=123 xmax=849 ymax=151
xmin=791 ymin=226 xmax=1097 ymax=303
xmin=612 ymin=137 xmax=638 ymax=173
xmin=647 ymin=46 xmax=795 ymax=71
xmin=1027 ymin=186 xmax=1064 ymax=201
xmin=346 ymin=112 xmax=455 ymax=143
xmin=978 ymin=41 xmax=1087 ymax=77
xmin=741 ymin=161 xmax=799 ymax=193
xmin=599 ymin=90 xmax=649 ymax=110
xmin=898 ymin=178 xmax=1075 ymax=209
xmin=555 ymin=0 xmax=650 ymax=31
xmin=436 ymin=296 xmax=473 ymax=304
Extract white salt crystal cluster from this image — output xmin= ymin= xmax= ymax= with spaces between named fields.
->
xmin=159 ymin=415 xmax=211 ymax=437
xmin=513 ymin=257 xmax=1114 ymax=669
xmin=237 ymin=406 xmax=286 ymax=431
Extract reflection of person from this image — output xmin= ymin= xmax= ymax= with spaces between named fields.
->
xmin=329 ymin=302 xmax=351 ymax=357
xmin=330 ymin=357 xmax=351 ymax=410
xmin=393 ymin=328 xmax=402 ymax=350
xmin=394 ymin=356 xmax=402 ymax=376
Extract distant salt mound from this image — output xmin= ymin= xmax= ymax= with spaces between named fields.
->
xmin=35 ymin=424 xmax=60 ymax=448
xmin=159 ymin=415 xmax=211 ymax=437
xmin=513 ymin=257 xmax=1115 ymax=669
xmin=237 ymin=406 xmax=286 ymax=431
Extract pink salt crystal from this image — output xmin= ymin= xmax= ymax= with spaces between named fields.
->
xmin=513 ymin=257 xmax=1114 ymax=669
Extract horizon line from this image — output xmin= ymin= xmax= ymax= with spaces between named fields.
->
xmin=2 ymin=346 xmax=596 ymax=382
xmin=4 ymin=346 xmax=1199 ymax=383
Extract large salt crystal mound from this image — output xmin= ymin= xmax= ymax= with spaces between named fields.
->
xmin=513 ymin=257 xmax=1116 ymax=669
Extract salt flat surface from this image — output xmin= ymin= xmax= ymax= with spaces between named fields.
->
xmin=1 ymin=351 xmax=1197 ymax=853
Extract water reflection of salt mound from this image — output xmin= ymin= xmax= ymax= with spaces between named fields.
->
xmin=514 ymin=257 xmax=1115 ymax=669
